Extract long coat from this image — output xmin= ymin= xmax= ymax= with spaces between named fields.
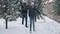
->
xmin=29 ymin=6 xmax=40 ymax=17
xmin=21 ymin=5 xmax=28 ymax=17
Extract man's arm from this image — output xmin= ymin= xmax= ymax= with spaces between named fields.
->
xmin=35 ymin=8 xmax=41 ymax=14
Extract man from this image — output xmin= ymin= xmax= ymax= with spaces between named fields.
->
xmin=29 ymin=2 xmax=40 ymax=32
xmin=21 ymin=3 xmax=28 ymax=28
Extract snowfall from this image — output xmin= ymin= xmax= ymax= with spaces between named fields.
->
xmin=0 ymin=16 xmax=60 ymax=34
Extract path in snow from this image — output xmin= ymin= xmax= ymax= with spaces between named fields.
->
xmin=0 ymin=16 xmax=60 ymax=34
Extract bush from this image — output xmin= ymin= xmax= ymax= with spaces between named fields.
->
xmin=56 ymin=10 xmax=60 ymax=16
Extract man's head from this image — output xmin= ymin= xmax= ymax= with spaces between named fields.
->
xmin=23 ymin=3 xmax=26 ymax=7
xmin=30 ymin=2 xmax=34 ymax=8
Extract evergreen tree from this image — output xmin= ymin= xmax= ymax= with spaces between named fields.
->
xmin=34 ymin=0 xmax=46 ymax=20
xmin=54 ymin=0 xmax=60 ymax=16
xmin=0 ymin=0 xmax=21 ymax=29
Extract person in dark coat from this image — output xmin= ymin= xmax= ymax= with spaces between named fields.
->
xmin=28 ymin=2 xmax=40 ymax=32
xmin=21 ymin=3 xmax=28 ymax=28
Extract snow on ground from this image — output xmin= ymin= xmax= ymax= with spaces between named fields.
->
xmin=0 ymin=16 xmax=60 ymax=34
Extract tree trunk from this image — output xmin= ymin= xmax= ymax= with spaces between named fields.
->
xmin=5 ymin=18 xmax=8 ymax=29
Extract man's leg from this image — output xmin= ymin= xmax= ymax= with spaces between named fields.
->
xmin=22 ymin=16 xmax=24 ymax=25
xmin=25 ymin=17 xmax=28 ymax=28
xmin=33 ymin=17 xmax=35 ymax=31
xmin=30 ymin=17 xmax=33 ymax=32
xmin=35 ymin=16 xmax=37 ymax=22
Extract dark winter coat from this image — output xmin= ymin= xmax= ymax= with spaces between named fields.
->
xmin=29 ymin=7 xmax=40 ymax=17
xmin=21 ymin=5 xmax=28 ymax=17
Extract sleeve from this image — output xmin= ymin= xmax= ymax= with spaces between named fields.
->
xmin=35 ymin=8 xmax=40 ymax=14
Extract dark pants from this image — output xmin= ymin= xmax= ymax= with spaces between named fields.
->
xmin=35 ymin=16 xmax=37 ymax=22
xmin=22 ymin=15 xmax=27 ymax=27
xmin=30 ymin=16 xmax=35 ymax=31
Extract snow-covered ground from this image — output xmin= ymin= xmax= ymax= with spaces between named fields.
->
xmin=0 ymin=16 xmax=60 ymax=34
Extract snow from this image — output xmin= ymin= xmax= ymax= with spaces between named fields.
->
xmin=49 ymin=0 xmax=53 ymax=2
xmin=0 ymin=16 xmax=60 ymax=34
